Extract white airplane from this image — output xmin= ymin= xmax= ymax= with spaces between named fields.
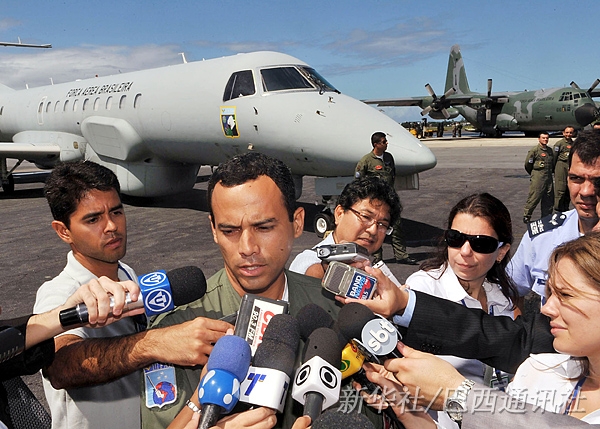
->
xmin=0 ymin=51 xmax=436 ymax=232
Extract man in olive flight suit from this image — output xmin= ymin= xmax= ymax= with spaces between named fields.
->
xmin=523 ymin=131 xmax=554 ymax=223
xmin=553 ymin=126 xmax=574 ymax=212
xmin=355 ymin=132 xmax=417 ymax=265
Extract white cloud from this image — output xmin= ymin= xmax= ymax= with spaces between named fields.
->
xmin=0 ymin=44 xmax=182 ymax=89
xmin=0 ymin=18 xmax=21 ymax=32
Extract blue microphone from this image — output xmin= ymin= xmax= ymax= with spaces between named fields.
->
xmin=198 ymin=335 xmax=252 ymax=429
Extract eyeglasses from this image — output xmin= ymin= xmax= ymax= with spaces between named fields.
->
xmin=444 ymin=229 xmax=504 ymax=254
xmin=348 ymin=208 xmax=393 ymax=235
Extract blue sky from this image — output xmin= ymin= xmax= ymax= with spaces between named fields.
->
xmin=1 ymin=0 xmax=598 ymax=122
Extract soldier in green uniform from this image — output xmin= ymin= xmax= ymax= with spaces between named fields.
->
xmin=142 ymin=153 xmax=387 ymax=429
xmin=553 ymin=126 xmax=574 ymax=212
xmin=523 ymin=131 xmax=554 ymax=223
xmin=356 ymin=132 xmax=417 ymax=264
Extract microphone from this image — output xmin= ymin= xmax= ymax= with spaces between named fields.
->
xmin=0 ymin=327 xmax=25 ymax=364
xmin=336 ymin=303 xmax=402 ymax=363
xmin=59 ymin=266 xmax=207 ymax=327
xmin=296 ymin=304 xmax=364 ymax=380
xmin=311 ymin=410 xmax=375 ymax=429
xmin=292 ymin=327 xmax=343 ymax=421
xmin=198 ymin=335 xmax=252 ymax=429
xmin=233 ymin=293 xmax=288 ymax=355
xmin=239 ymin=314 xmax=300 ymax=411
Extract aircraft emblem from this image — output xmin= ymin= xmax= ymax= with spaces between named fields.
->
xmin=221 ymin=106 xmax=239 ymax=138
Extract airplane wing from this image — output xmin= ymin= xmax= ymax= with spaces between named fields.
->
xmin=0 ymin=143 xmax=60 ymax=162
xmin=363 ymin=94 xmax=475 ymax=107
xmin=362 ymin=96 xmax=427 ymax=107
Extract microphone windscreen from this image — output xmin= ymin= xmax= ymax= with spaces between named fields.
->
xmin=312 ymin=410 xmax=374 ymax=429
xmin=302 ymin=327 xmax=342 ymax=368
xmin=336 ymin=302 xmax=376 ymax=343
xmin=253 ymin=314 xmax=300 ymax=376
xmin=166 ymin=266 xmax=207 ymax=306
xmin=296 ymin=304 xmax=334 ymax=340
xmin=205 ymin=335 xmax=252 ymax=380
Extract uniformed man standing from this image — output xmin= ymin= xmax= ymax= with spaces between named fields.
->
xmin=523 ymin=131 xmax=554 ymax=223
xmin=355 ymin=132 xmax=417 ymax=264
xmin=553 ymin=126 xmax=574 ymax=212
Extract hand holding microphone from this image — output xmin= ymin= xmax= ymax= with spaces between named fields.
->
xmin=59 ymin=266 xmax=207 ymax=327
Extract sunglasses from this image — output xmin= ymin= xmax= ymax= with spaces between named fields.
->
xmin=444 ymin=229 xmax=504 ymax=254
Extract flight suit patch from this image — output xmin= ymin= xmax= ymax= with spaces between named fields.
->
xmin=375 ymin=165 xmax=383 ymax=170
xmin=144 ymin=363 xmax=178 ymax=408
xmin=527 ymin=213 xmax=567 ymax=237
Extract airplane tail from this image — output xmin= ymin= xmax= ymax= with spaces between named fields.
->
xmin=444 ymin=44 xmax=472 ymax=95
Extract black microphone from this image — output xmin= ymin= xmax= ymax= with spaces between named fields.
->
xmin=292 ymin=327 xmax=343 ymax=421
xmin=312 ymin=410 xmax=375 ymax=429
xmin=239 ymin=314 xmax=300 ymax=411
xmin=336 ymin=302 xmax=402 ymax=363
xmin=59 ymin=266 xmax=207 ymax=327
xmin=296 ymin=303 xmax=334 ymax=340
xmin=0 ymin=327 xmax=25 ymax=364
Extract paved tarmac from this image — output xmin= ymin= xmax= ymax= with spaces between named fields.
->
xmin=0 ymin=134 xmax=552 ymax=409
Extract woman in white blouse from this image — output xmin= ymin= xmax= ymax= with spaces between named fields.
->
xmin=405 ymin=193 xmax=520 ymax=427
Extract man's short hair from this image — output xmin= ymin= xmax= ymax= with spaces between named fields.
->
xmin=44 ymin=161 xmax=121 ymax=227
xmin=371 ymin=132 xmax=386 ymax=148
xmin=337 ymin=176 xmax=402 ymax=225
xmin=569 ymin=129 xmax=600 ymax=167
xmin=539 ymin=131 xmax=549 ymax=138
xmin=207 ymin=152 xmax=297 ymax=224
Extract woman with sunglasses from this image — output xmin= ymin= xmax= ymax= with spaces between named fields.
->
xmin=405 ymin=193 xmax=520 ymax=427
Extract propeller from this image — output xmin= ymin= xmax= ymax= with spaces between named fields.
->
xmin=420 ymin=84 xmax=456 ymax=119
xmin=570 ymin=79 xmax=600 ymax=95
xmin=475 ymin=78 xmax=508 ymax=122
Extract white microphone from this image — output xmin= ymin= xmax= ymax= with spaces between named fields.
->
xmin=239 ymin=314 xmax=300 ymax=412
xmin=292 ymin=327 xmax=343 ymax=421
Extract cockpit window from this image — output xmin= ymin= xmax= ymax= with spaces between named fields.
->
xmin=260 ymin=66 xmax=339 ymax=93
xmin=261 ymin=67 xmax=313 ymax=92
xmin=298 ymin=67 xmax=338 ymax=93
xmin=223 ymin=70 xmax=256 ymax=102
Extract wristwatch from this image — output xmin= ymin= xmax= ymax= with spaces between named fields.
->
xmin=445 ymin=379 xmax=475 ymax=424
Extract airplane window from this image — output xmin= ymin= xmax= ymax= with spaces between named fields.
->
xmin=73 ymin=100 xmax=78 ymax=112
xmin=46 ymin=102 xmax=51 ymax=113
xmin=0 ymin=106 xmax=3 ymax=115
xmin=94 ymin=98 xmax=100 ymax=111
xmin=55 ymin=101 xmax=60 ymax=112
xmin=134 ymin=93 xmax=142 ymax=108
xmin=119 ymin=95 xmax=127 ymax=109
xmin=298 ymin=67 xmax=338 ymax=93
xmin=106 ymin=96 xmax=112 ymax=110
xmin=83 ymin=98 xmax=89 ymax=111
xmin=38 ymin=102 xmax=43 ymax=114
xmin=261 ymin=67 xmax=313 ymax=92
xmin=223 ymin=71 xmax=255 ymax=102
xmin=64 ymin=100 xmax=69 ymax=112
xmin=574 ymin=93 xmax=580 ymax=99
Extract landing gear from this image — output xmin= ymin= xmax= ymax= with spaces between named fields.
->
xmin=1 ymin=158 xmax=16 ymax=194
xmin=1 ymin=173 xmax=14 ymax=193
xmin=313 ymin=212 xmax=334 ymax=238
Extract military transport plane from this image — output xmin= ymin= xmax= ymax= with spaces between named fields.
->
xmin=364 ymin=44 xmax=600 ymax=137
xmin=0 ymin=51 xmax=435 ymax=233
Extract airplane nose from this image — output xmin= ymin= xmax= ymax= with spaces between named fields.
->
xmin=575 ymin=103 xmax=599 ymax=126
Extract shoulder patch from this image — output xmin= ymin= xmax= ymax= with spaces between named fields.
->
xmin=144 ymin=363 xmax=177 ymax=408
xmin=527 ymin=213 xmax=567 ymax=237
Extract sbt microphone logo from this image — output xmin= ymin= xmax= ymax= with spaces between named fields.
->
xmin=361 ymin=318 xmax=398 ymax=355
xmin=138 ymin=270 xmax=174 ymax=316
xmin=345 ymin=272 xmax=376 ymax=299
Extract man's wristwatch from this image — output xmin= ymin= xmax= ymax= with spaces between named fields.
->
xmin=445 ymin=379 xmax=475 ymax=424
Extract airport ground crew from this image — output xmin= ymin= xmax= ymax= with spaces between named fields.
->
xmin=356 ymin=132 xmax=418 ymax=264
xmin=457 ymin=122 xmax=462 ymax=137
xmin=523 ymin=132 xmax=554 ymax=223
xmin=553 ymin=127 xmax=574 ymax=212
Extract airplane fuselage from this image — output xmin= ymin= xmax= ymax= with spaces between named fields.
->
xmin=0 ymin=52 xmax=436 ymax=196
